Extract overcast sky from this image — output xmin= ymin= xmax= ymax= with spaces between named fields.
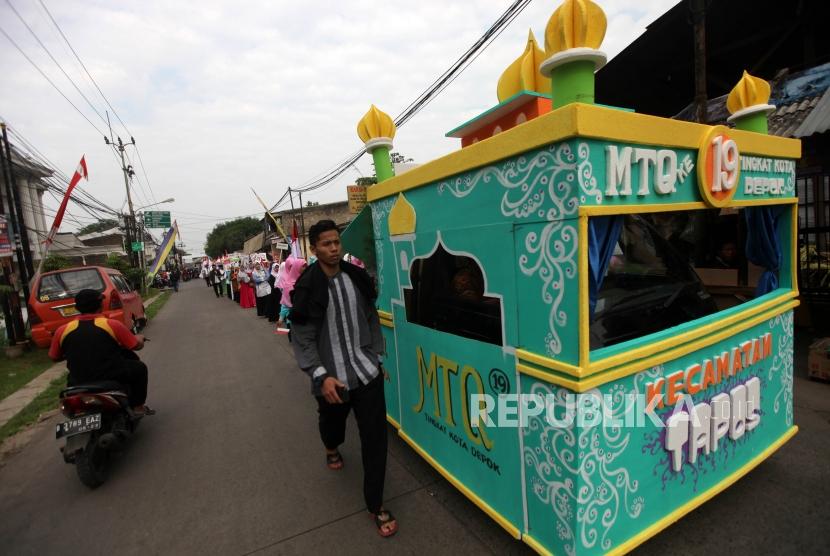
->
xmin=0 ymin=0 xmax=678 ymax=256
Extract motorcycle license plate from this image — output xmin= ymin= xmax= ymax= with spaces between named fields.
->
xmin=55 ymin=414 xmax=101 ymax=439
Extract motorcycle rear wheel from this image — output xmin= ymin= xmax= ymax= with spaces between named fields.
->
xmin=75 ymin=436 xmax=108 ymax=488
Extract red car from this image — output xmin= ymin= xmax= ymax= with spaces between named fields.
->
xmin=29 ymin=266 xmax=147 ymax=348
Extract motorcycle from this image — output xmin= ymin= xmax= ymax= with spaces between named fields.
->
xmin=56 ymin=378 xmax=150 ymax=488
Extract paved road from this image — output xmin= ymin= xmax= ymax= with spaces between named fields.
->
xmin=0 ymin=280 xmax=828 ymax=555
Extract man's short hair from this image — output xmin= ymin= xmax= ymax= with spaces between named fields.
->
xmin=309 ymin=219 xmax=339 ymax=246
xmin=75 ymin=289 xmax=103 ymax=314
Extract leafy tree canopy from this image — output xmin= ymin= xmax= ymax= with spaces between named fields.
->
xmin=370 ymin=151 xmax=413 ymax=178
xmin=204 ymin=216 xmax=262 ymax=258
xmin=42 ymin=254 xmax=73 ymax=272
xmin=78 ymin=219 xmax=120 ymax=235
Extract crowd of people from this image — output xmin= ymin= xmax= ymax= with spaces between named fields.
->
xmin=197 ymin=253 xmax=307 ymax=330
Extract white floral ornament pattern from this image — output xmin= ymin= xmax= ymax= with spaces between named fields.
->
xmin=438 ymin=141 xmax=593 ymax=355
xmin=371 ymin=197 xmax=395 ymax=299
xmin=768 ymin=311 xmax=794 ymax=426
xmin=523 ymin=379 xmax=644 ymax=556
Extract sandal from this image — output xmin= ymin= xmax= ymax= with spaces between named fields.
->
xmin=326 ymin=451 xmax=344 ymax=470
xmin=370 ymin=509 xmax=398 ymax=538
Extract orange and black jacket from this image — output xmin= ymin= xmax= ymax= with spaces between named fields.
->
xmin=49 ymin=314 xmax=139 ymax=385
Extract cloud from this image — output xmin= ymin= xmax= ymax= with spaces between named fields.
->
xmin=0 ymin=0 xmax=678 ymax=254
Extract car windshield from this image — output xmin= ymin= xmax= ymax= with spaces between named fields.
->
xmin=37 ymin=269 xmax=105 ymax=302
xmin=591 ymin=215 xmax=716 ymax=349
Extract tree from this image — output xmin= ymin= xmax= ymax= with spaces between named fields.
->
xmin=390 ymin=151 xmax=414 ymax=164
xmin=42 ymin=254 xmax=73 ymax=272
xmin=305 ymin=200 xmax=319 ymax=207
xmin=78 ymin=219 xmax=120 ymax=235
xmin=355 ymin=177 xmax=377 ymax=186
xmin=204 ymin=217 xmax=262 ymax=258
xmin=370 ymin=151 xmax=414 ymax=178
xmin=104 ymin=252 xmax=143 ymax=290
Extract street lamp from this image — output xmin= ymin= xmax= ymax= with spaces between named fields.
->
xmin=136 ymin=198 xmax=174 ymax=211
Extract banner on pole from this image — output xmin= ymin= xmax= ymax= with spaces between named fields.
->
xmin=45 ymin=156 xmax=87 ymax=248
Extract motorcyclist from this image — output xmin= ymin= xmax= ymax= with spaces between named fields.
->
xmin=48 ymin=288 xmax=154 ymax=415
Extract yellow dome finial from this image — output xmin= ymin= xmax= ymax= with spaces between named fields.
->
xmin=544 ymin=0 xmax=607 ymax=55
xmin=357 ymin=105 xmax=396 ymax=145
xmin=539 ymin=0 xmax=608 ymax=108
xmin=388 ymin=193 xmax=416 ymax=236
xmin=725 ymin=71 xmax=775 ymax=133
xmin=497 ymin=29 xmax=549 ymax=102
xmin=727 ymin=71 xmax=772 ymax=115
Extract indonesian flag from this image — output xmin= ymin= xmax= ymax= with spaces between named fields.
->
xmin=45 ymin=156 xmax=88 ymax=247
xmin=291 ymin=220 xmax=301 ymax=258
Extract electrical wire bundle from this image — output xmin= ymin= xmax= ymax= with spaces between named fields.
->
xmin=266 ymin=0 xmax=534 ymax=211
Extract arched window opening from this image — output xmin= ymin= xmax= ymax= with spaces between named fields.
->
xmin=405 ymin=244 xmax=503 ymax=345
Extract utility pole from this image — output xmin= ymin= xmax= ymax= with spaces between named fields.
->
xmin=0 ymin=125 xmax=32 ymax=333
xmin=1 ymin=124 xmax=35 ymax=284
xmin=297 ymin=190 xmax=307 ymax=258
xmin=0 ymin=139 xmax=26 ymax=345
xmin=690 ymin=0 xmax=708 ymax=124
xmin=105 ymin=135 xmax=138 ymax=268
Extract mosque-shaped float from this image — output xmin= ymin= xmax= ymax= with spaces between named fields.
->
xmin=341 ymin=1 xmax=800 ymax=553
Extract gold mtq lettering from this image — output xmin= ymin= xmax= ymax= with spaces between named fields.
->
xmin=414 ymin=347 xmax=440 ymax=419
xmin=413 ymin=346 xmax=493 ymax=451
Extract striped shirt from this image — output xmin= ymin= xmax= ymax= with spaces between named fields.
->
xmin=318 ymin=272 xmax=379 ymax=389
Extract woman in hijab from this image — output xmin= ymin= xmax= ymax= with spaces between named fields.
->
xmin=265 ymin=256 xmax=283 ymax=322
xmin=276 ymin=255 xmax=306 ymax=331
xmin=238 ymin=264 xmax=257 ymax=309
xmin=252 ymin=262 xmax=271 ymax=317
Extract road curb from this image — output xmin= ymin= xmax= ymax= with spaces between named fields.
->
xmin=0 ymin=362 xmax=66 ymax=430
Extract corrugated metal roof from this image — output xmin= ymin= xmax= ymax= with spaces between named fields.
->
xmin=793 ymin=87 xmax=830 ymax=137
xmin=673 ymin=63 xmax=830 ymax=139
xmin=770 ymin=94 xmax=822 ymax=137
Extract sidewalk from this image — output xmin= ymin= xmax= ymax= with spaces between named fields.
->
xmin=0 ymin=362 xmax=66 ymax=429
xmin=0 ymin=292 xmax=163 ymax=432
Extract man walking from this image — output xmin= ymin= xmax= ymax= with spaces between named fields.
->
xmin=290 ymin=219 xmax=397 ymax=537
xmin=170 ymin=266 xmax=181 ymax=293
xmin=211 ymin=265 xmax=224 ymax=298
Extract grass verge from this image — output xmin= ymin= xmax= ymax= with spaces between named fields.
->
xmin=145 ymin=291 xmax=172 ymax=321
xmin=0 ymin=372 xmax=67 ymax=444
xmin=0 ymin=348 xmax=55 ymax=402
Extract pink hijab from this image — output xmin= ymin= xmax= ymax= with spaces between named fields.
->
xmin=279 ymin=256 xmax=306 ymax=307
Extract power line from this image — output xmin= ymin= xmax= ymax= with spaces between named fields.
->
xmin=36 ymin=0 xmax=158 ymax=204
xmin=3 ymin=121 xmax=120 ymax=216
xmin=5 ymin=0 xmax=108 ymax=127
xmin=0 ymin=25 xmax=105 ymax=137
xmin=267 ymin=0 xmax=533 ymax=207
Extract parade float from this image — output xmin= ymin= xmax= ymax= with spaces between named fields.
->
xmin=341 ymin=1 xmax=800 ymax=553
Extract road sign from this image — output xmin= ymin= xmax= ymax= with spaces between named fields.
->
xmin=144 ymin=211 xmax=171 ymax=228
xmin=131 ymin=241 xmax=144 ymax=252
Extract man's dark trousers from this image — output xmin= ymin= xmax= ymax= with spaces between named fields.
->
xmin=213 ymin=281 xmax=222 ymax=297
xmin=316 ymin=374 xmax=387 ymax=513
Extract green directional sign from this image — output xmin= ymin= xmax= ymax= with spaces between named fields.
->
xmin=144 ymin=211 xmax=171 ymax=228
